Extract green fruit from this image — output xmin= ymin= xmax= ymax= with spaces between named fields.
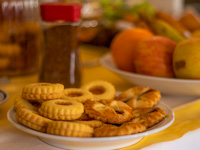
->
xmin=152 ymin=19 xmax=185 ymax=43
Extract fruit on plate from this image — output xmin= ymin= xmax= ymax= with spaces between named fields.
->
xmin=110 ymin=28 xmax=154 ymax=72
xmin=173 ymin=38 xmax=200 ymax=79
xmin=133 ymin=36 xmax=176 ymax=78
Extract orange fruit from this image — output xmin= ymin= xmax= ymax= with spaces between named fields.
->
xmin=110 ymin=28 xmax=154 ymax=72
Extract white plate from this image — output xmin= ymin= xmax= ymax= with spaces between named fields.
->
xmin=100 ymin=53 xmax=200 ymax=96
xmin=7 ymin=102 xmax=174 ymax=150
xmin=0 ymin=89 xmax=9 ymax=106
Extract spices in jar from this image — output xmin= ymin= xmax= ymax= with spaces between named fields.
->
xmin=39 ymin=2 xmax=82 ymax=88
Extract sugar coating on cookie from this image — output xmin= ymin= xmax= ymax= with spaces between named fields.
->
xmin=115 ymin=86 xmax=161 ymax=109
xmin=84 ymin=99 xmax=133 ymax=124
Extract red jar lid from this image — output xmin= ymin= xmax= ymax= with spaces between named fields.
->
xmin=40 ymin=2 xmax=82 ymax=22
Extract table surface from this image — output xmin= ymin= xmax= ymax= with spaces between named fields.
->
xmin=1 ymin=44 xmax=200 ymax=149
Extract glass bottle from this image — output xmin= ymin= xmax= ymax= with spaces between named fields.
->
xmin=0 ymin=0 xmax=43 ymax=76
xmin=39 ymin=2 xmax=82 ymax=88
xmin=79 ymin=0 xmax=102 ymax=43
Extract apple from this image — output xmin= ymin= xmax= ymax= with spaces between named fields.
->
xmin=133 ymin=36 xmax=176 ymax=78
xmin=173 ymin=38 xmax=200 ymax=79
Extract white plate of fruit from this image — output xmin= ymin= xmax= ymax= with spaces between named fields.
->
xmin=100 ymin=28 xmax=200 ymax=96
xmin=100 ymin=53 xmax=200 ymax=96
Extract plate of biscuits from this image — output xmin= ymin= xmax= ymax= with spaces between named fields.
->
xmin=7 ymin=81 xmax=174 ymax=150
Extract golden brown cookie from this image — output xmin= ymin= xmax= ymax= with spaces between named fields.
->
xmin=78 ymin=113 xmax=93 ymax=121
xmin=82 ymin=80 xmax=116 ymax=100
xmin=116 ymin=86 xmax=161 ymax=109
xmin=94 ymin=122 xmax=146 ymax=137
xmin=22 ymin=83 xmax=64 ymax=101
xmin=84 ymin=99 xmax=133 ymax=124
xmin=16 ymin=108 xmax=52 ymax=132
xmin=39 ymin=99 xmax=84 ymax=120
xmin=61 ymin=88 xmax=93 ymax=103
xmin=47 ymin=121 xmax=94 ymax=137
xmin=14 ymin=95 xmax=38 ymax=112
xmin=130 ymin=107 xmax=167 ymax=128
xmin=73 ymin=120 xmax=104 ymax=128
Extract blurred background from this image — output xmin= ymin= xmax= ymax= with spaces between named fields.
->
xmin=1 ymin=0 xmax=200 ymax=78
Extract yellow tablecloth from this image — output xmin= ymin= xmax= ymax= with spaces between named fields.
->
xmin=1 ymin=45 xmax=200 ymax=149
xmin=121 ymin=100 xmax=200 ymax=149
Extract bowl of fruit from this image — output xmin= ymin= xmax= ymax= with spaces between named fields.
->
xmin=100 ymin=27 xmax=200 ymax=96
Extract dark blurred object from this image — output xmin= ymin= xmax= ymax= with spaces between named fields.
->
xmin=184 ymin=0 xmax=200 ymax=13
xmin=185 ymin=0 xmax=200 ymax=5
xmin=82 ymin=24 xmax=119 ymax=47
xmin=79 ymin=1 xmax=155 ymax=47
xmin=78 ymin=0 xmax=103 ymax=43
xmin=179 ymin=8 xmax=200 ymax=32
xmin=39 ymin=2 xmax=82 ymax=88
xmin=0 ymin=0 xmax=43 ymax=76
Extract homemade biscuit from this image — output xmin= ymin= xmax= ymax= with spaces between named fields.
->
xmin=82 ymin=80 xmax=116 ymax=100
xmin=47 ymin=121 xmax=94 ymax=137
xmin=16 ymin=108 xmax=52 ymax=132
xmin=116 ymin=86 xmax=161 ymax=109
xmin=22 ymin=83 xmax=64 ymax=101
xmin=61 ymin=88 xmax=93 ymax=103
xmin=39 ymin=99 xmax=84 ymax=120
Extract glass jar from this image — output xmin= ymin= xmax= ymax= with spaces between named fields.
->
xmin=79 ymin=0 xmax=102 ymax=43
xmin=39 ymin=2 xmax=82 ymax=88
xmin=0 ymin=0 xmax=43 ymax=76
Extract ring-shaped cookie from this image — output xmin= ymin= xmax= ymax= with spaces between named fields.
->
xmin=94 ymin=123 xmax=146 ymax=137
xmin=47 ymin=121 xmax=94 ymax=137
xmin=61 ymin=88 xmax=93 ymax=103
xmin=116 ymin=86 xmax=161 ymax=109
xmin=22 ymin=83 xmax=64 ymax=101
xmin=82 ymin=80 xmax=116 ymax=100
xmin=14 ymin=95 xmax=38 ymax=112
xmin=16 ymin=108 xmax=52 ymax=132
xmin=84 ymin=99 xmax=133 ymax=124
xmin=38 ymin=99 xmax=84 ymax=120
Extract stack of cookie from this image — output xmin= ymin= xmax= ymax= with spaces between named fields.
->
xmin=14 ymin=81 xmax=167 ymax=137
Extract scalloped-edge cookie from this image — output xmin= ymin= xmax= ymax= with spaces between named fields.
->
xmin=22 ymin=83 xmax=64 ymax=100
xmin=82 ymin=80 xmax=116 ymax=100
xmin=39 ymin=99 xmax=84 ymax=120
xmin=16 ymin=108 xmax=52 ymax=132
xmin=61 ymin=88 xmax=93 ymax=103
xmin=47 ymin=121 xmax=94 ymax=137
xmin=14 ymin=95 xmax=38 ymax=112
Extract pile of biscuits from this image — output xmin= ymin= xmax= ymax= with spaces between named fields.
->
xmin=14 ymin=80 xmax=167 ymax=137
